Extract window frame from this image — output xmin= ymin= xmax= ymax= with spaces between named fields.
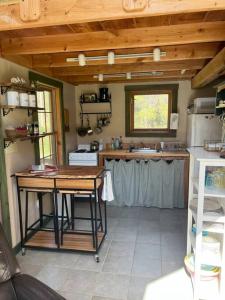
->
xmin=37 ymin=90 xmax=55 ymax=164
xmin=29 ymin=71 xmax=66 ymax=165
xmin=125 ymin=84 xmax=178 ymax=137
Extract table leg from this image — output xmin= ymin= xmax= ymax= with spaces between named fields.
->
xmin=37 ymin=192 xmax=43 ymax=227
xmin=16 ymin=178 xmax=24 ymax=251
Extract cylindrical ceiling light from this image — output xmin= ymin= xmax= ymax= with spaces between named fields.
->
xmin=126 ymin=72 xmax=132 ymax=80
xmin=98 ymin=74 xmax=104 ymax=82
xmin=78 ymin=53 xmax=86 ymax=66
xmin=153 ymin=48 xmax=161 ymax=62
xmin=108 ymin=51 xmax=115 ymax=65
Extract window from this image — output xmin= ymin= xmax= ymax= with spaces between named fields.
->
xmin=37 ymin=90 xmax=56 ymax=164
xmin=125 ymin=85 xmax=178 ymax=137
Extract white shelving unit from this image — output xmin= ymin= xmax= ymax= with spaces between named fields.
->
xmin=187 ymin=147 xmax=225 ymax=300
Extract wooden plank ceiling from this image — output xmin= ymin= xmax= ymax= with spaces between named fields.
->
xmin=0 ymin=1 xmax=225 ymax=86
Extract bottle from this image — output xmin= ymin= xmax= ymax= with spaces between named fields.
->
xmin=34 ymin=122 xmax=39 ymax=135
xmin=119 ymin=136 xmax=123 ymax=149
xmin=111 ymin=138 xmax=115 ymax=150
xmin=115 ymin=137 xmax=120 ymax=150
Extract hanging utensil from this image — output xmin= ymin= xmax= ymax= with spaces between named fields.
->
xmin=77 ymin=115 xmax=87 ymax=137
xmin=94 ymin=115 xmax=103 ymax=134
xmin=87 ymin=115 xmax=93 ymax=135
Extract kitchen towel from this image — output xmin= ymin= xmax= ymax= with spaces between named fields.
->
xmin=102 ymin=170 xmax=114 ymax=202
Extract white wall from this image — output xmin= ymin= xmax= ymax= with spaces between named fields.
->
xmin=75 ymin=80 xmax=207 ymax=146
xmin=0 ymin=58 xmax=76 ymax=246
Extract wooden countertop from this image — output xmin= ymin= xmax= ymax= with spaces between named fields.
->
xmin=15 ymin=166 xmax=104 ymax=179
xmin=99 ymin=149 xmax=189 ymax=160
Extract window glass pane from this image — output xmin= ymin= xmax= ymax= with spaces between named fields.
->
xmin=46 ymin=113 xmax=53 ymax=133
xmin=43 ymin=136 xmax=51 ymax=158
xmin=134 ymin=94 xmax=169 ymax=129
xmin=36 ymin=92 xmax=44 ymax=108
xmin=44 ymin=91 xmax=52 ymax=112
xmin=39 ymin=139 xmax=43 ymax=159
xmin=38 ymin=112 xmax=46 ymax=134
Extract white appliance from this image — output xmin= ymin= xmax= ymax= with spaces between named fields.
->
xmin=69 ymin=144 xmax=103 ymax=166
xmin=188 ymin=97 xmax=216 ymax=114
xmin=187 ymin=114 xmax=222 ymax=147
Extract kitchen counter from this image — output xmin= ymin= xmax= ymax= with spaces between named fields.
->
xmin=99 ymin=149 xmax=190 ymax=207
xmin=99 ymin=149 xmax=189 ymax=166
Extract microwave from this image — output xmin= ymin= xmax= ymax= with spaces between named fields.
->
xmin=188 ymin=97 xmax=216 ymax=114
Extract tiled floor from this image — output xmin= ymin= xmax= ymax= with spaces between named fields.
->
xmin=17 ymin=204 xmax=193 ymax=300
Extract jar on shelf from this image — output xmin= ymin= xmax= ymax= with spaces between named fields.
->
xmin=19 ymin=92 xmax=29 ymax=107
xmin=28 ymin=92 xmax=36 ymax=107
xmin=6 ymin=90 xmax=19 ymax=106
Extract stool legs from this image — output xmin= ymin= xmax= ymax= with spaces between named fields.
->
xmin=24 ymin=191 xmax=29 ymax=242
xmin=37 ymin=192 xmax=43 ymax=227
xmin=71 ymin=195 xmax=75 ymax=230
xmin=89 ymin=195 xmax=95 ymax=248
xmin=61 ymin=194 xmax=65 ymax=245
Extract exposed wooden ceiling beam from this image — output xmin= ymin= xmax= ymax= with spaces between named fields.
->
xmin=0 ymin=0 xmax=225 ymax=31
xmin=1 ymin=21 xmax=225 ymax=55
xmin=30 ymin=43 xmax=221 ymax=68
xmin=192 ymin=47 xmax=225 ymax=88
xmin=51 ymin=60 xmax=206 ymax=77
xmin=64 ymin=76 xmax=194 ymax=85
xmin=58 ymin=70 xmax=196 ymax=84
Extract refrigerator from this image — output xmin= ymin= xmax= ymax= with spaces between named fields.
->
xmin=187 ymin=114 xmax=222 ymax=147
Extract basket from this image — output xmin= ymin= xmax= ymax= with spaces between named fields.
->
xmin=5 ymin=128 xmax=17 ymax=138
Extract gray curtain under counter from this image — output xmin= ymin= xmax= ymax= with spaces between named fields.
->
xmin=105 ymin=159 xmax=184 ymax=209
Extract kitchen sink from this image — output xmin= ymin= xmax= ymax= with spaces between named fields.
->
xmin=130 ymin=148 xmax=158 ymax=153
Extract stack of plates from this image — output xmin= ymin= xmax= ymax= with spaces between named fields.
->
xmin=184 ymin=254 xmax=220 ymax=280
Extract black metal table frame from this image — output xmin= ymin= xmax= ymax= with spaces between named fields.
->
xmin=15 ymin=171 xmax=107 ymax=257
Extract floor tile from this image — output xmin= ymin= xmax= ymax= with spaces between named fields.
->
xmin=102 ymin=254 xmax=133 ymax=274
xmin=107 ymin=241 xmax=135 ymax=258
xmin=139 ymin=207 xmax=160 ymax=222
xmin=134 ymin=243 xmax=161 ymax=260
xmin=92 ymin=297 xmax=125 ymax=300
xmin=36 ymin=265 xmax=70 ymax=291
xmin=136 ymin=231 xmax=161 ymax=245
xmin=94 ymin=273 xmax=130 ymax=299
xmin=127 ymin=276 xmax=154 ymax=300
xmin=74 ymin=240 xmax=110 ymax=271
xmin=58 ymin=291 xmax=92 ymax=300
xmin=19 ymin=262 xmax=43 ymax=277
xmin=111 ymin=230 xmax=137 ymax=242
xmin=161 ymin=245 xmax=185 ymax=262
xmin=132 ymin=256 xmax=161 ymax=278
xmin=61 ymin=270 xmax=98 ymax=295
xmin=161 ymin=261 xmax=184 ymax=276
xmin=119 ymin=207 xmax=140 ymax=219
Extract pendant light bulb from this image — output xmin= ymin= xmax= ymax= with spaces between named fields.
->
xmin=153 ymin=48 xmax=161 ymax=62
xmin=78 ymin=53 xmax=86 ymax=66
xmin=126 ymin=72 xmax=131 ymax=80
xmin=98 ymin=74 xmax=104 ymax=82
xmin=108 ymin=51 xmax=115 ymax=65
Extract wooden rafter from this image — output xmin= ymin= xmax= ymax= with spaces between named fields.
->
xmin=0 ymin=0 xmax=225 ymax=31
xmin=1 ymin=21 xmax=225 ymax=55
xmin=192 ymin=47 xmax=225 ymax=88
xmin=57 ymin=70 xmax=196 ymax=84
xmin=29 ymin=43 xmax=221 ymax=68
xmin=51 ymin=60 xmax=206 ymax=77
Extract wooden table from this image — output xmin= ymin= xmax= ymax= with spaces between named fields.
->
xmin=15 ymin=166 xmax=106 ymax=259
xmin=99 ymin=149 xmax=190 ymax=207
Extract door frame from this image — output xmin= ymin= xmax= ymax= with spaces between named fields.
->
xmin=29 ymin=72 xmax=66 ymax=165
xmin=0 ymin=113 xmax=12 ymax=244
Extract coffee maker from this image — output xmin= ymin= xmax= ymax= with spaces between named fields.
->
xmin=99 ymin=88 xmax=110 ymax=102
